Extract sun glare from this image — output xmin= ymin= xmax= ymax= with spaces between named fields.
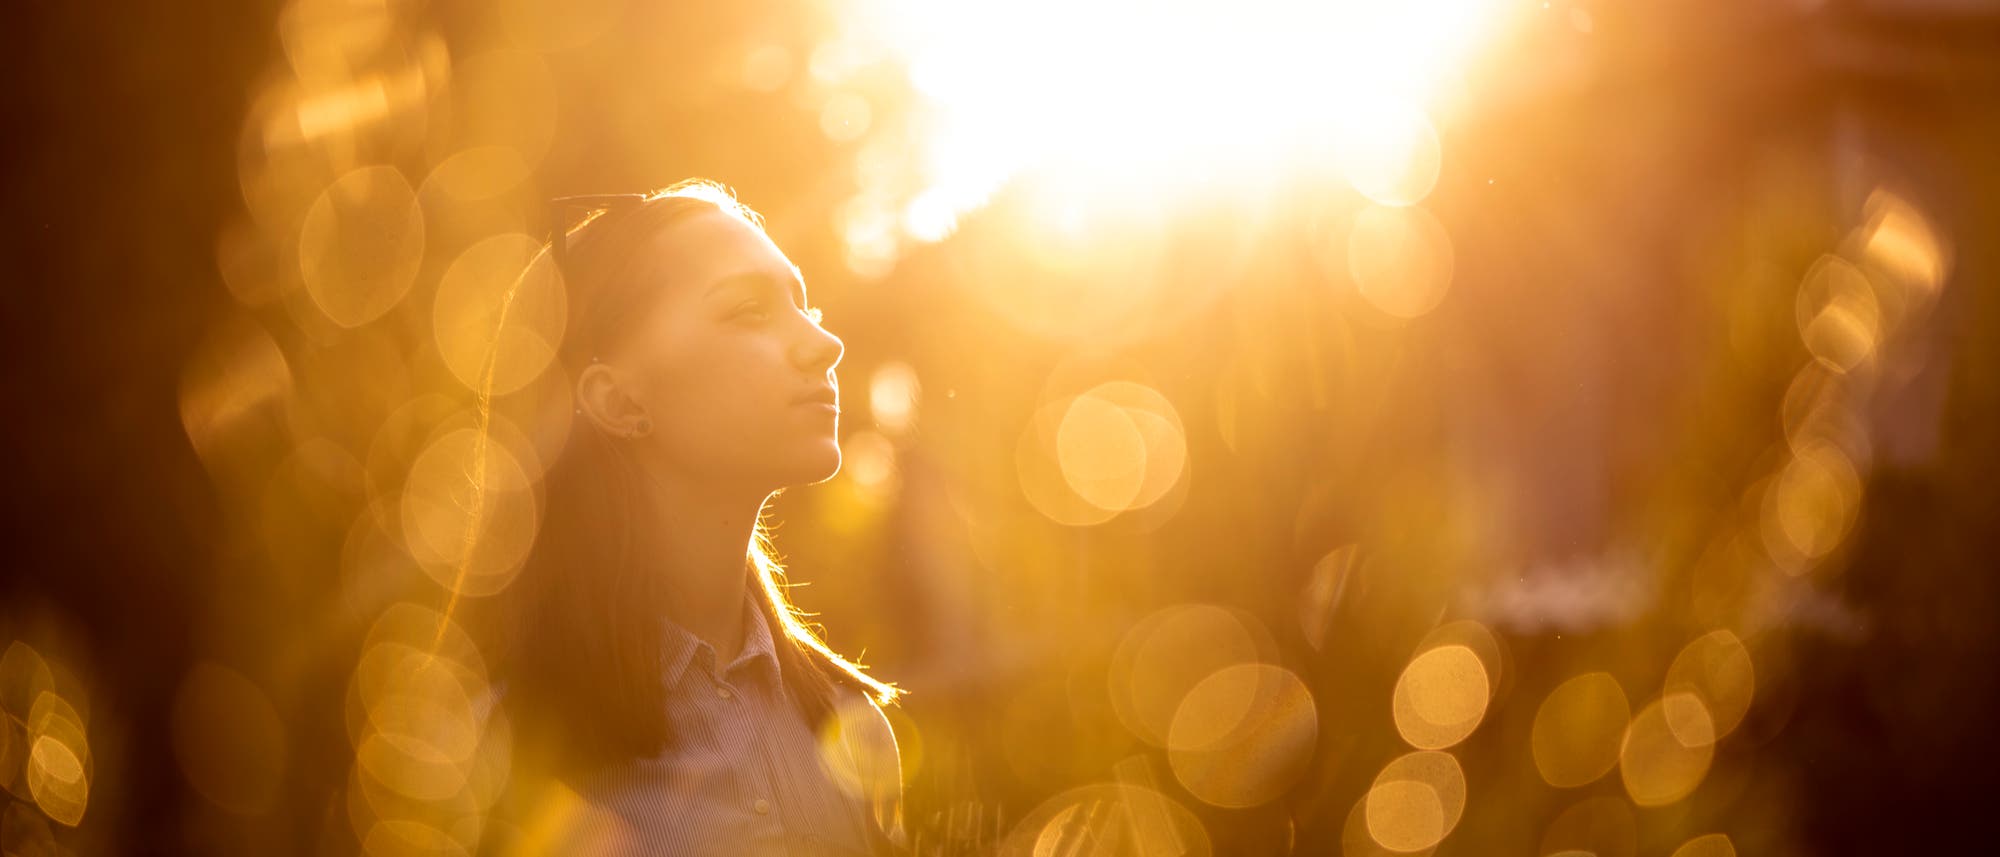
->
xmin=827 ymin=0 xmax=1512 ymax=231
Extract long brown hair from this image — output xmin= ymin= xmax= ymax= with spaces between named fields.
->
xmin=490 ymin=180 xmax=896 ymax=774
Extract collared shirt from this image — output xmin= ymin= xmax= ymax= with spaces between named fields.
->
xmin=556 ymin=598 xmax=902 ymax=856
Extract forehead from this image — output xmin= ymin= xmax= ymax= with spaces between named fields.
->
xmin=642 ymin=209 xmax=801 ymax=296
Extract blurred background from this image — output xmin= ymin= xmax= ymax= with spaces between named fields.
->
xmin=5 ymin=0 xmax=1999 ymax=854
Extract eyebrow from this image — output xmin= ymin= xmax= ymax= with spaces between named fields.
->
xmin=705 ymin=270 xmax=807 ymax=308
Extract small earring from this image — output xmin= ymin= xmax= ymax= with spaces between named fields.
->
xmin=634 ymin=416 xmax=652 ymax=437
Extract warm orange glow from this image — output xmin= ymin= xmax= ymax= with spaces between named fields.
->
xmin=87 ymin=0 xmax=1982 ymax=851
xmin=450 ymin=50 xmax=559 ymax=165
xmin=1337 ymin=102 xmax=1444 ymax=208
xmin=172 ymin=662 xmax=290 ymax=815
xmin=1347 ymin=204 xmax=1455 ymax=319
xmin=1540 ymin=796 xmax=1637 ymax=857
xmin=493 ymin=0 xmax=624 ymax=53
xmin=839 ymin=430 xmax=899 ymax=497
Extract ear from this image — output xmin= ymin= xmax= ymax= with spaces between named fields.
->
xmin=576 ymin=361 xmax=651 ymax=438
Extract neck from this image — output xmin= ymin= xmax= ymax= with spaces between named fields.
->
xmin=631 ymin=458 xmax=772 ymax=665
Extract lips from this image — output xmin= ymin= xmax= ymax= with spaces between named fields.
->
xmin=793 ymin=387 xmax=839 ymax=408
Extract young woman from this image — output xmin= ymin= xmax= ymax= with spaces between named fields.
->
xmin=487 ymin=180 xmax=904 ymax=856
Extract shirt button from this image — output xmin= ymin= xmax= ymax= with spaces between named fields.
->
xmin=753 ymin=798 xmax=771 ymax=815
xmin=715 ymin=686 xmax=733 ymax=699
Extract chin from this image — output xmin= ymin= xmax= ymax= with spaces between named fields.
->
xmin=779 ymin=442 xmax=843 ymax=487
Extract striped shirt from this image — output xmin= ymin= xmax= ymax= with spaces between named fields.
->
xmin=549 ymin=597 xmax=903 ymax=856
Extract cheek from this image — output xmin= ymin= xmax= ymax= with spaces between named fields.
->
xmin=635 ymin=332 xmax=783 ymax=437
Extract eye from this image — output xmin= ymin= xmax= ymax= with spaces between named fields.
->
xmin=731 ymin=299 xmax=771 ymax=322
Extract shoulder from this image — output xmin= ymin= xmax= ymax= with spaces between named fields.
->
xmin=826 ymin=684 xmax=900 ymax=783
xmin=825 ymin=685 xmax=906 ymax=842
xmin=828 ymin=684 xmax=900 ymax=764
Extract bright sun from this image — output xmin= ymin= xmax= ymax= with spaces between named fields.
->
xmin=828 ymin=0 xmax=1514 ymax=237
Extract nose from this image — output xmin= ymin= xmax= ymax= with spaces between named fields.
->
xmin=791 ymin=317 xmax=843 ymax=374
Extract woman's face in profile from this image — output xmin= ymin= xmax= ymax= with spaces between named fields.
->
xmin=612 ymin=209 xmax=845 ymax=490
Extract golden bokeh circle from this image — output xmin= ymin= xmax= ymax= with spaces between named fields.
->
xmin=1340 ymin=789 xmax=1435 ymax=857
xmin=1413 ymin=621 xmax=1508 ymax=703
xmin=399 ymin=426 xmax=542 ymax=598
xmin=1364 ymin=751 xmax=1466 ymax=853
xmin=1166 ymin=663 xmax=1318 ymax=808
xmin=298 ymin=165 xmax=426 ymax=328
xmin=1347 ymin=204 xmax=1453 ymax=319
xmin=1794 ymin=254 xmax=1881 ymax=374
xmin=24 ymin=692 xmax=90 ymax=827
xmin=1664 ymin=631 xmax=1755 ymax=741
xmin=343 ymin=603 xmax=506 ymax=818
xmin=345 ymin=603 xmax=489 ymax=751
xmin=1020 ymin=380 xmax=1189 ymax=526
xmin=1054 ymin=381 xmax=1188 ymax=515
xmin=433 ymin=232 xmax=568 ymax=396
xmin=867 ymin=361 xmax=922 ymax=435
xmin=1392 ymin=644 xmax=1490 ymax=750
xmin=1619 ymin=693 xmax=1715 ymax=807
xmin=1858 ymin=188 xmax=1947 ymax=303
xmin=1016 ymin=397 xmax=1118 ymax=527
xmin=1779 ymin=365 xmax=1868 ymax=463
xmin=1760 ymin=440 xmax=1862 ymax=566
xmin=1669 ymin=833 xmax=1737 ymax=857
xmin=1108 ymin=604 xmax=1263 ymax=747
xmin=1056 ymin=392 xmax=1148 ymax=511
xmin=1336 ymin=102 xmax=1443 ymax=207
xmin=1531 ymin=672 xmax=1630 ymax=788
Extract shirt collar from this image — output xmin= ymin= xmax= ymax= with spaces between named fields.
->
xmin=729 ymin=596 xmax=781 ymax=681
xmin=660 ymin=595 xmax=782 ymax=685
